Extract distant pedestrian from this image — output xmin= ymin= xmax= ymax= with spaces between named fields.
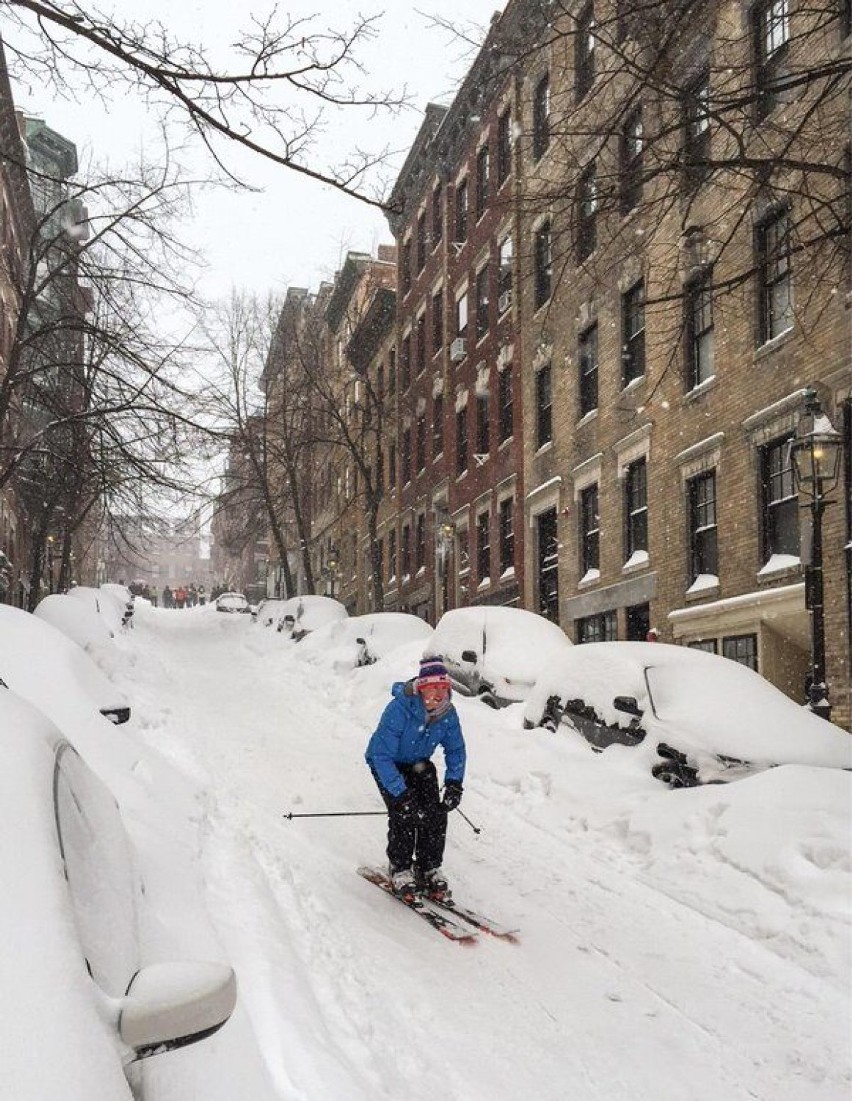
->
xmin=162 ymin=585 xmax=173 ymax=609
xmin=175 ymin=585 xmax=187 ymax=609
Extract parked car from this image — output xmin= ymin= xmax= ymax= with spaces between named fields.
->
xmin=0 ymin=686 xmax=237 ymax=1099
xmin=101 ymin=582 xmax=135 ymax=626
xmin=295 ymin=612 xmax=433 ymax=671
xmin=276 ymin=595 xmax=347 ymax=640
xmin=427 ymin=606 xmax=573 ymax=708
xmin=67 ymin=584 xmax=128 ymax=633
xmin=0 ymin=604 xmax=130 ymax=725
xmin=523 ymin=641 xmax=852 ymax=786
xmin=35 ymin=592 xmax=115 ymax=649
xmin=252 ymin=598 xmax=290 ymax=629
xmin=215 ymin=592 xmax=250 ymax=614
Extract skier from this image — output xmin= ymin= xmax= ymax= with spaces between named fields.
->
xmin=365 ymin=655 xmax=465 ymax=902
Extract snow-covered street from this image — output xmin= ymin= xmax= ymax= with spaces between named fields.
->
xmin=107 ymin=605 xmax=850 ymax=1101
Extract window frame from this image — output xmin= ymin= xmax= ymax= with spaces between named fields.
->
xmin=497 ymin=108 xmax=512 ymax=185
xmin=760 ymin=435 xmax=799 ymax=558
xmin=580 ymin=482 xmax=600 ymax=574
xmin=534 ymin=219 xmax=553 ymax=310
xmin=455 ymin=405 xmax=468 ymax=476
xmin=577 ymin=161 xmax=597 ymax=261
xmin=685 ymin=269 xmax=715 ymax=389
xmin=498 ymin=497 xmax=515 ymax=574
xmin=476 ymin=509 xmax=491 ymax=582
xmin=624 ymin=457 xmax=648 ymax=558
xmin=532 ymin=72 xmax=551 ymax=161
xmin=620 ymin=105 xmax=643 ymax=215
xmin=498 ymin=366 xmax=513 ymax=443
xmin=578 ymin=322 xmax=599 ymax=416
xmin=454 ymin=178 xmax=469 ymax=243
xmin=535 ymin=361 xmax=553 ymax=449
xmin=475 ymin=144 xmax=490 ymax=221
xmin=757 ymin=206 xmax=794 ymax=344
xmin=687 ymin=470 xmax=718 ymax=580
xmin=622 ymin=280 xmax=646 ymax=385
xmin=575 ymin=2 xmax=596 ymax=102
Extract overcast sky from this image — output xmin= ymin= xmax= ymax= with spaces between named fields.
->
xmin=12 ymin=1 xmax=503 ymax=300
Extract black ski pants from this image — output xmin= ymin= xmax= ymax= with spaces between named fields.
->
xmin=373 ymin=760 xmax=447 ymax=874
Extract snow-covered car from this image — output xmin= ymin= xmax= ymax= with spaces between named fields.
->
xmin=294 ymin=612 xmax=433 ymax=671
xmin=35 ymin=592 xmax=115 ymax=649
xmin=523 ymin=641 xmax=852 ymax=786
xmin=67 ymin=583 xmax=128 ymax=632
xmin=101 ymin=582 xmax=135 ymax=626
xmin=0 ymin=604 xmax=130 ymax=725
xmin=252 ymin=598 xmax=290 ymax=629
xmin=276 ymin=594 xmax=348 ymax=640
xmin=427 ymin=606 xmax=573 ymax=707
xmin=215 ymin=592 xmax=250 ymax=614
xmin=0 ymin=686 xmax=237 ymax=1099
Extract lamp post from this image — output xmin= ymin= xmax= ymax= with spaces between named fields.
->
xmin=46 ymin=534 xmax=56 ymax=595
xmin=326 ymin=545 xmax=339 ymax=599
xmin=789 ymin=388 xmax=843 ymax=722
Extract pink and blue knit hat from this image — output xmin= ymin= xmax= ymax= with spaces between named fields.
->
xmin=416 ymin=655 xmax=451 ymax=692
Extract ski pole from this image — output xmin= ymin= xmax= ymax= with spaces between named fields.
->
xmin=456 ymin=808 xmax=482 ymax=835
xmin=283 ymin=810 xmax=387 ymax=820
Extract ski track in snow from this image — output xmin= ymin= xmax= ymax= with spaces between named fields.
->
xmin=115 ymin=607 xmax=851 ymax=1101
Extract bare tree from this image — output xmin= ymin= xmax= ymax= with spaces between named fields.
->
xmin=2 ymin=2 xmax=408 ymax=209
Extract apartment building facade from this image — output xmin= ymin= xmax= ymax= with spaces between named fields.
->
xmin=514 ymin=0 xmax=851 ymax=724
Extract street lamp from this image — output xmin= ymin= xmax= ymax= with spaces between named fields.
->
xmin=326 ymin=545 xmax=339 ymax=599
xmin=788 ymin=388 xmax=843 ymax=722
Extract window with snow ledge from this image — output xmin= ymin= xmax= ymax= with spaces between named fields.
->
xmin=579 ymin=567 xmax=600 ymax=586
xmin=685 ymin=572 xmax=719 ymax=595
xmin=477 ymin=577 xmax=491 ymax=590
xmin=758 ymin=553 xmax=801 ymax=577
xmin=622 ymin=549 xmax=649 ymax=572
xmin=499 ymin=566 xmax=516 ymax=580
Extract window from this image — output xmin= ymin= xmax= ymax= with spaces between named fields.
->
xmin=475 ymin=264 xmax=490 ymax=342
xmin=376 ymin=446 xmax=384 ymax=495
xmin=620 ymin=106 xmax=643 ymax=214
xmin=432 ymin=392 xmax=444 ymax=457
xmin=457 ymin=527 xmax=470 ymax=576
xmin=498 ymin=236 xmax=513 ymax=307
xmin=580 ymin=484 xmax=600 ymax=574
xmin=626 ymin=602 xmax=649 ymax=641
xmin=388 ymin=348 xmax=397 ymax=396
xmin=454 ymin=179 xmax=468 ymax=243
xmin=475 ymin=145 xmax=490 ymax=220
xmin=723 ymin=634 xmax=758 ymax=671
xmin=576 ymin=610 xmax=617 ymax=643
xmin=415 ymin=513 xmax=426 ymax=570
xmin=683 ymin=71 xmax=711 ymax=188
xmin=401 ymin=333 xmax=412 ymax=390
xmin=432 ymin=288 xmax=444 ymax=353
xmin=402 ymin=239 xmax=412 ymax=295
xmin=476 ymin=511 xmax=491 ymax=581
xmin=757 ymin=208 xmax=793 ymax=343
xmin=686 ymin=270 xmax=714 ymax=388
xmin=624 ymin=457 xmax=648 ymax=558
xmin=622 ymin=280 xmax=645 ymax=385
xmin=455 ymin=291 xmax=469 ymax=338
xmin=537 ymin=507 xmax=559 ymax=620
xmin=688 ymin=471 xmax=718 ymax=579
xmin=575 ymin=3 xmax=596 ymax=102
xmin=388 ymin=528 xmax=397 ymax=579
xmin=579 ymin=323 xmax=598 ymax=416
xmin=456 ymin=406 xmax=468 ymax=476
xmin=416 ymin=313 xmax=426 ymax=375
xmin=497 ymin=108 xmax=512 ymax=185
xmin=754 ymin=0 xmax=790 ymax=118
xmin=535 ymin=362 xmax=553 ymax=448
xmin=388 ymin=439 xmax=397 ymax=490
xmin=688 ymin=638 xmax=717 ymax=654
xmin=416 ymin=413 xmax=426 ymax=472
xmin=416 ymin=212 xmax=427 ymax=272
xmin=533 ymin=72 xmax=551 ymax=160
xmin=498 ymin=367 xmax=513 ymax=443
xmin=534 ymin=219 xmax=552 ymax=309
xmin=432 ymin=182 xmax=443 ymax=245
xmin=499 ymin=498 xmax=514 ymax=573
xmin=401 ymin=425 xmax=412 ymax=484
xmin=761 ymin=436 xmax=799 ymax=557
xmin=577 ymin=161 xmax=597 ymax=261
xmin=401 ymin=524 xmax=411 ymax=577
xmin=476 ymin=393 xmax=489 ymax=456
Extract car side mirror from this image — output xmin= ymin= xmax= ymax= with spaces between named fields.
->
xmin=119 ymin=961 xmax=237 ymax=1057
xmin=100 ymin=706 xmax=131 ymax=725
xmin=460 ymin=649 xmax=478 ymax=665
xmin=613 ymin=695 xmax=642 ymax=718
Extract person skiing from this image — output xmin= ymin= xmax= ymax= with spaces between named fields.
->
xmin=365 ymin=655 xmax=465 ymax=902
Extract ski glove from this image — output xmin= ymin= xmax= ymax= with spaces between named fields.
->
xmin=390 ymin=789 xmax=417 ymax=823
xmin=442 ymin=781 xmax=463 ymax=812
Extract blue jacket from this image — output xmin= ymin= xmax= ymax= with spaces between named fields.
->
xmin=365 ymin=681 xmax=466 ymax=798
